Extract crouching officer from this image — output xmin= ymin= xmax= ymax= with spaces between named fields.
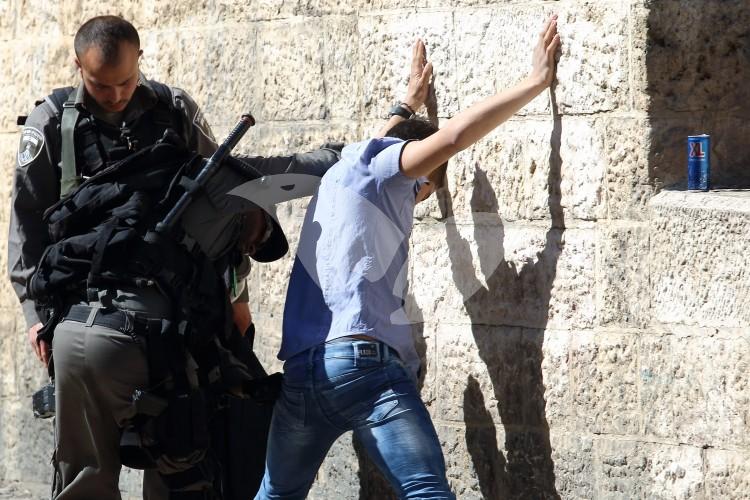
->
xmin=8 ymin=15 xmax=340 ymax=500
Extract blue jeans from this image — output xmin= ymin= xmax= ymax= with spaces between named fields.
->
xmin=255 ymin=339 xmax=454 ymax=499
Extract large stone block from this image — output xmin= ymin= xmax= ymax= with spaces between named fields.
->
xmin=649 ymin=191 xmax=750 ymax=328
xmin=433 ymin=324 xmax=569 ymax=430
xmin=255 ymin=17 xmax=357 ymax=122
xmin=0 ymin=1 xmax=15 ymax=40
xmin=147 ymin=0 xmax=358 ymax=26
xmin=633 ymin=0 xmax=750 ymax=114
xmin=308 ymin=434 xmax=359 ymax=500
xmin=640 ymin=329 xmax=750 ymax=447
xmin=596 ymin=223 xmax=650 ymax=328
xmin=445 ymin=116 xmax=605 ymax=224
xmin=593 ymin=438 xmax=704 ymax=499
xmin=549 ymin=430 xmax=595 ymax=500
xmin=140 ymin=26 xmax=261 ymax=131
xmin=455 ymin=2 xmax=630 ymax=116
xmin=704 ymin=449 xmax=750 ymax=499
xmin=603 ymin=117 xmax=655 ymax=220
xmin=0 ymin=400 xmax=54 ymax=483
xmin=0 ymin=39 xmax=75 ymax=133
xmin=0 ymin=313 xmax=17 ymax=399
xmin=570 ymin=331 xmax=640 ymax=435
xmin=411 ymin=221 xmax=596 ymax=330
xmin=226 ymin=121 xmax=360 ymax=157
xmin=440 ymin=423 xmax=560 ymax=499
xmin=359 ymin=11 xmax=457 ymax=119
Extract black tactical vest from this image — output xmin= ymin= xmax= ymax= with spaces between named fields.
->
xmin=28 ymin=138 xmax=232 ymax=352
xmin=45 ymin=81 xmax=186 ymax=178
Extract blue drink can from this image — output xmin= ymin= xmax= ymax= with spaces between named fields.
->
xmin=687 ymin=134 xmax=710 ymax=191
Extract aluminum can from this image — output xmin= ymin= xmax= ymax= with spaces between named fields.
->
xmin=687 ymin=134 xmax=710 ymax=191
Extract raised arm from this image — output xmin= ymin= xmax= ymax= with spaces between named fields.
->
xmin=376 ymin=39 xmax=434 ymax=138
xmin=400 ymin=15 xmax=560 ymax=179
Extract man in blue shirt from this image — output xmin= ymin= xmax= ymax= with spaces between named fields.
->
xmin=256 ymin=16 xmax=561 ymax=499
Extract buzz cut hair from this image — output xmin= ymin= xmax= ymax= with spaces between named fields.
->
xmin=74 ymin=15 xmax=140 ymax=64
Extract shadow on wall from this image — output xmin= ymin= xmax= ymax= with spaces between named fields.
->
xmin=646 ymin=1 xmax=750 ymax=190
xmin=441 ymin=88 xmax=564 ymax=499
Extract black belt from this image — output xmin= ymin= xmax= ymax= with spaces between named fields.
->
xmin=62 ymin=304 xmax=164 ymax=335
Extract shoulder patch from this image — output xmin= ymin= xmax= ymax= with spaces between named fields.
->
xmin=17 ymin=127 xmax=45 ymax=167
xmin=193 ymin=108 xmax=215 ymax=142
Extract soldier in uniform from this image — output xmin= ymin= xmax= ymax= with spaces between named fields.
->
xmin=8 ymin=15 xmax=338 ymax=499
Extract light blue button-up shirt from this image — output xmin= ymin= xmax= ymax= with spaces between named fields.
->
xmin=280 ymin=137 xmax=422 ymax=374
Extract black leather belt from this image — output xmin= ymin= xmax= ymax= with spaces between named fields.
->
xmin=62 ymin=304 xmax=163 ymax=334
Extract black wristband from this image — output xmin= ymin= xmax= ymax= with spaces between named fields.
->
xmin=389 ymin=104 xmax=414 ymax=119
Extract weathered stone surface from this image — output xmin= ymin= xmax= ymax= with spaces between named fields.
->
xmin=650 ymin=191 xmax=750 ymax=328
xmin=570 ymin=331 xmax=640 ymax=435
xmin=411 ymin=221 xmax=596 ymax=330
xmin=445 ymin=117 xmax=605 ymax=224
xmin=603 ymin=117 xmax=655 ymax=220
xmin=549 ymin=430 xmax=595 ymax=500
xmin=359 ymin=11 xmax=457 ymax=119
xmin=594 ymin=438 xmax=704 ymax=499
xmin=633 ymin=0 xmax=750 ymax=114
xmin=0 ymin=400 xmax=54 ymax=483
xmin=455 ymin=2 xmax=629 ymax=116
xmin=140 ymin=26 xmax=261 ymax=130
xmin=640 ymin=330 xmax=750 ymax=447
xmin=596 ymin=223 xmax=650 ymax=328
xmin=704 ymin=449 xmax=750 ymax=499
xmin=0 ymin=39 xmax=75 ymax=133
xmin=433 ymin=324 xmax=568 ymax=429
xmin=308 ymin=434 xmax=359 ymax=500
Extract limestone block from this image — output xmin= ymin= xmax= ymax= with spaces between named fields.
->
xmin=704 ymin=449 xmax=750 ymax=499
xmin=603 ymin=117 xmax=655 ymax=220
xmin=649 ymin=191 xmax=750 ymax=328
xmin=440 ymin=423 xmax=560 ymax=499
xmin=454 ymin=3 xmax=629 ymax=115
xmin=439 ymin=424 xmax=504 ymax=500
xmin=594 ymin=438 xmax=704 ymax=499
xmin=147 ymin=0 xmax=358 ymax=26
xmin=359 ymin=11 xmax=457 ymax=119
xmin=411 ymin=221 xmax=596 ymax=329
xmin=60 ymin=1 xmax=147 ymax=37
xmin=251 ymin=315 xmax=284 ymax=374
xmin=434 ymin=324 xmax=569 ymax=430
xmin=0 ymin=0 xmax=15 ymax=40
xmin=230 ymin=121 xmax=360 ymax=157
xmin=549 ymin=430 xmax=595 ymax=500
xmin=632 ymin=0 xmax=750 ymax=113
xmin=596 ymin=224 xmax=650 ymax=328
xmin=570 ymin=331 xmax=640 ymax=435
xmin=308 ymin=434 xmax=359 ymax=500
xmin=640 ymin=331 xmax=750 ymax=447
xmin=699 ymin=117 xmax=750 ymax=188
xmin=16 ymin=0 xmax=65 ymax=38
xmin=446 ymin=117 xmax=605 ymax=224
xmin=140 ymin=26 xmax=261 ymax=131
xmin=0 ymin=313 xmax=17 ymax=398
xmin=118 ymin=468 xmax=143 ymax=500
xmin=0 ymin=399 xmax=54 ymax=483
xmin=0 ymin=39 xmax=75 ymax=133
xmin=255 ymin=18 xmax=332 ymax=122
xmin=0 ymin=134 xmax=17 ymax=226
xmin=12 ymin=314 xmax=49 ymax=399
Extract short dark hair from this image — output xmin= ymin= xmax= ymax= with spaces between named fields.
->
xmin=385 ymin=118 xmax=438 ymax=141
xmin=385 ymin=118 xmax=447 ymax=189
xmin=74 ymin=16 xmax=140 ymax=64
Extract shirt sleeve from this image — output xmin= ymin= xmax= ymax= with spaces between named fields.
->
xmin=8 ymin=104 xmax=61 ymax=329
xmin=363 ymin=138 xmax=412 ymax=183
xmin=172 ymin=88 xmax=219 ymax=157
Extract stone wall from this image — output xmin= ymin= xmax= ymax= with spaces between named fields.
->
xmin=1 ymin=1 xmax=748 ymax=499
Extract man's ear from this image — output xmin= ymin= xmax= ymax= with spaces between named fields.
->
xmin=74 ymin=57 xmax=81 ymax=70
xmin=138 ymin=49 xmax=143 ymax=58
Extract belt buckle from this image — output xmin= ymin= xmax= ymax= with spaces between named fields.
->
xmin=353 ymin=341 xmax=380 ymax=361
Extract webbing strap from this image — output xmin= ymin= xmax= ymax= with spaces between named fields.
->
xmin=60 ymin=90 xmax=81 ymax=197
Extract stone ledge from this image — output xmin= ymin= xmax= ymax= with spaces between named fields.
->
xmin=649 ymin=189 xmax=750 ymax=328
